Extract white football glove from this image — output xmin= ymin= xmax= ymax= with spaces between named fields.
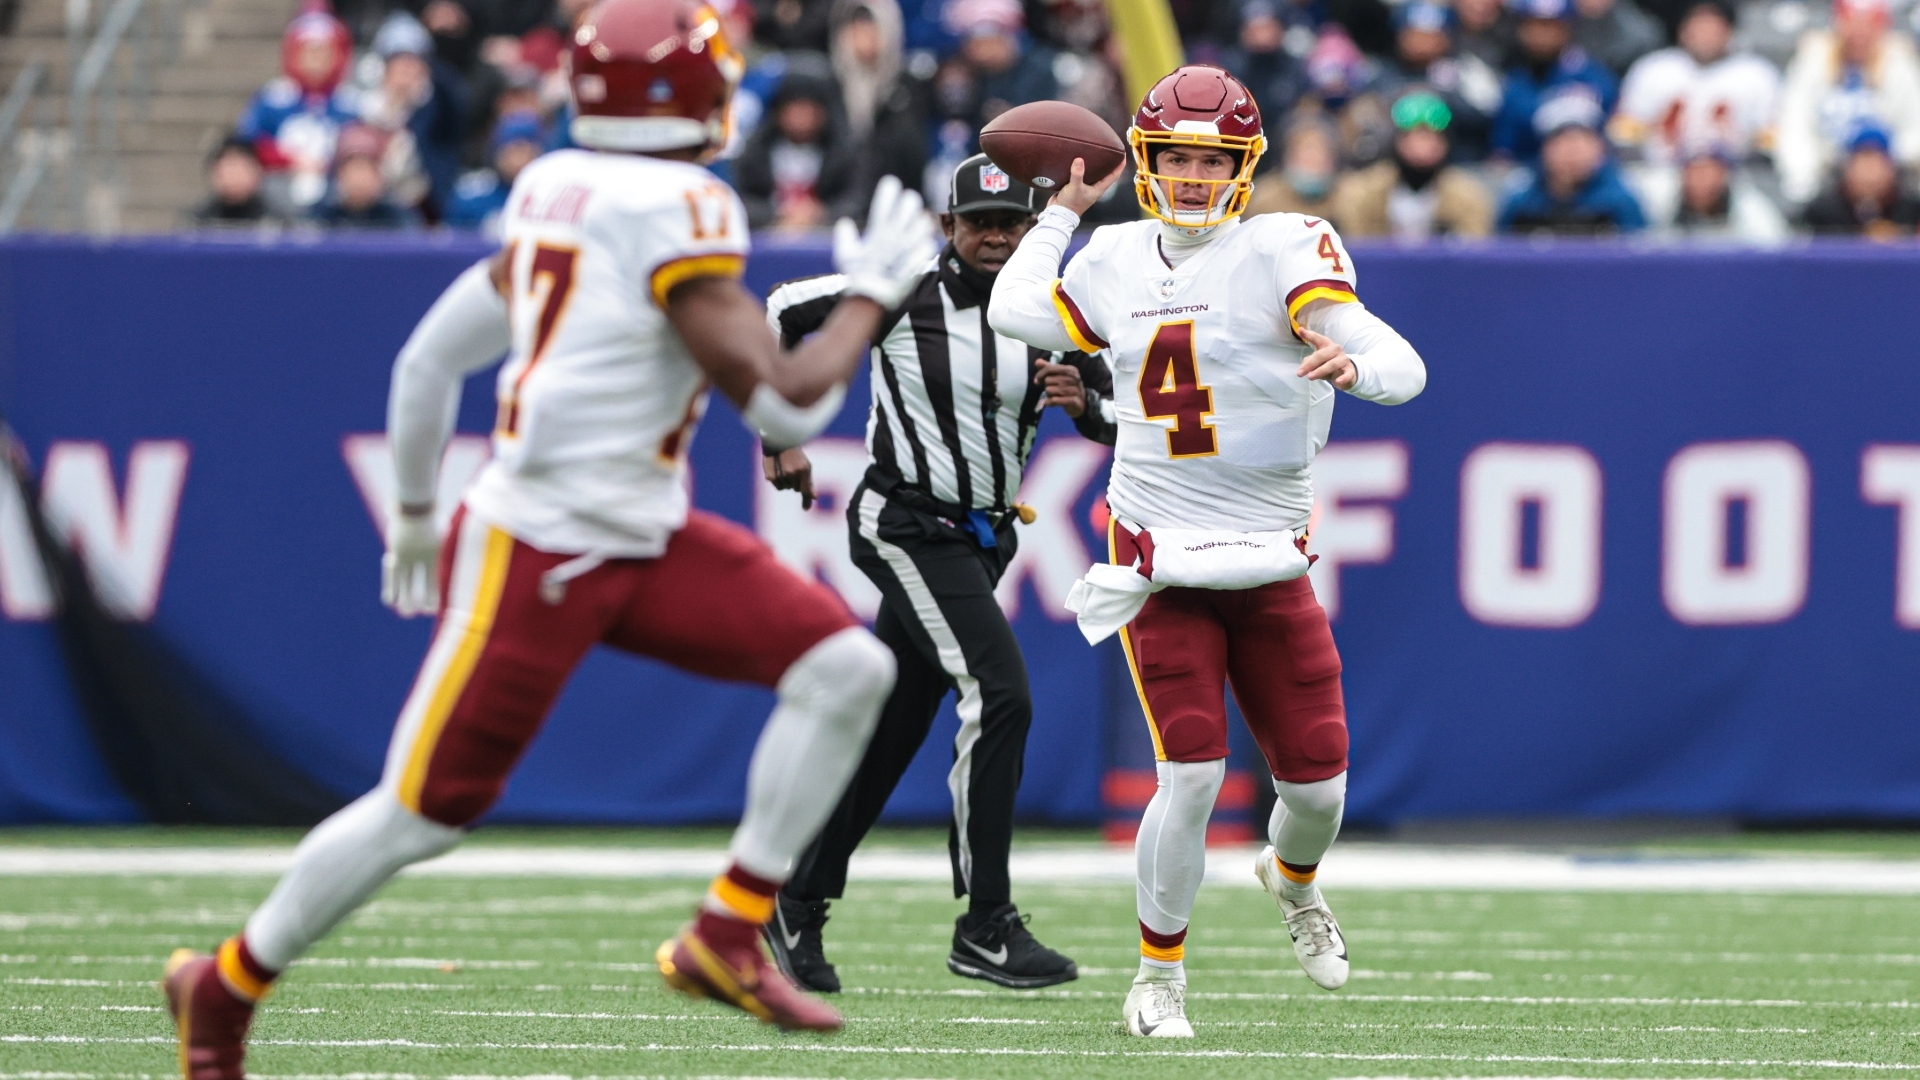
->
xmin=381 ymin=508 xmax=441 ymax=618
xmin=833 ymin=174 xmax=938 ymax=309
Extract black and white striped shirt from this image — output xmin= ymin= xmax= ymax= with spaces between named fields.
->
xmin=768 ymin=249 xmax=1114 ymax=514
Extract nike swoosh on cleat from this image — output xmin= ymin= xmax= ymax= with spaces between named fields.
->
xmin=777 ymin=907 xmax=802 ymax=952
xmin=960 ymin=938 xmax=1009 ymax=966
xmin=1136 ymin=1018 xmax=1158 ymax=1035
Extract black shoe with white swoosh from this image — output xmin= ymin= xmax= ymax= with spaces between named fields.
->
xmin=946 ymin=903 xmax=1077 ymax=988
xmin=760 ymin=892 xmax=840 ymax=994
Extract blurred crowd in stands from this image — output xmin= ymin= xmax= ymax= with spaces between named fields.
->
xmin=194 ymin=0 xmax=1920 ymax=240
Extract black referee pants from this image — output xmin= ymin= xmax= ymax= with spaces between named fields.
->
xmin=788 ymin=483 xmax=1032 ymax=906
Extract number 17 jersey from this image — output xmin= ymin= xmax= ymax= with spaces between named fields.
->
xmin=462 ymin=148 xmax=750 ymax=558
xmin=1051 ymin=213 xmax=1359 ymax=534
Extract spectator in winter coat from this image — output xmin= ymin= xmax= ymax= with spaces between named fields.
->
xmin=1573 ymin=0 xmax=1666 ymax=77
xmin=1773 ymin=0 xmax=1920 ymax=205
xmin=445 ymin=112 xmax=545 ymax=234
xmin=1642 ymin=142 xmax=1791 ymax=240
xmin=754 ymin=0 xmax=835 ymax=52
xmin=1455 ymin=0 xmax=1518 ymax=70
xmin=1613 ymin=0 xmax=1778 ymax=164
xmin=1369 ymin=0 xmax=1505 ymax=161
xmin=310 ymin=125 xmax=420 ymax=229
xmin=359 ymin=14 xmax=469 ymax=218
xmin=1246 ymin=115 xmax=1343 ymax=220
xmin=236 ymin=8 xmax=358 ymax=211
xmin=1494 ymin=0 xmax=1621 ymax=160
xmin=1334 ymin=91 xmax=1497 ymax=237
xmin=1799 ymin=122 xmax=1920 ymax=235
xmin=942 ymin=0 xmax=1059 ymax=129
xmin=830 ymin=0 xmax=928 ymax=206
xmin=191 ymin=136 xmax=287 ymax=226
xmin=732 ymin=60 xmax=864 ymax=231
xmin=1223 ymin=0 xmax=1310 ymax=131
xmin=1500 ymin=87 xmax=1650 ymax=231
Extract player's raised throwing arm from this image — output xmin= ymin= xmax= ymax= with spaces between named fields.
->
xmin=668 ymin=176 xmax=937 ymax=448
xmin=987 ymin=158 xmax=1126 ymax=350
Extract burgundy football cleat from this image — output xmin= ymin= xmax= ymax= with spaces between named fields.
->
xmin=657 ymin=922 xmax=843 ymax=1032
xmin=161 ymin=949 xmax=256 ymax=1080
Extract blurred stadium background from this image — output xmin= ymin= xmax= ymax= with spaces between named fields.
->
xmin=1 ymin=0 xmax=1919 ymax=1071
xmin=0 ymin=0 xmax=1914 ymax=833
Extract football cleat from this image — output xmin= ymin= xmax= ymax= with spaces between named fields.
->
xmin=946 ymin=903 xmax=1077 ymax=989
xmin=1122 ymin=970 xmax=1193 ymax=1037
xmin=657 ymin=922 xmax=843 ymax=1032
xmin=160 ymin=948 xmax=256 ymax=1080
xmin=761 ymin=892 xmax=840 ymax=994
xmin=1255 ymin=845 xmax=1349 ymax=990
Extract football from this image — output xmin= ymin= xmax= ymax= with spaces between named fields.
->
xmin=979 ymin=101 xmax=1127 ymax=192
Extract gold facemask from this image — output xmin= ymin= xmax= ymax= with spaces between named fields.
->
xmin=1128 ymin=127 xmax=1268 ymax=229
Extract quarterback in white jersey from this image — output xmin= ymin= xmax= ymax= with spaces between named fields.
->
xmin=990 ymin=65 xmax=1426 ymax=1037
xmin=160 ymin=0 xmax=939 ymax=1069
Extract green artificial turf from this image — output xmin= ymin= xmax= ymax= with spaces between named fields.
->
xmin=3 ymin=840 xmax=1918 ymax=1078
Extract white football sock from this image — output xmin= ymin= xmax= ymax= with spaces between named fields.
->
xmin=243 ymin=789 xmax=463 ymax=971
xmin=727 ymin=627 xmax=895 ymax=882
xmin=1135 ymin=759 xmax=1225 ymax=938
xmin=1268 ymin=771 xmax=1347 ymax=903
xmin=1137 ymin=957 xmax=1186 ymax=982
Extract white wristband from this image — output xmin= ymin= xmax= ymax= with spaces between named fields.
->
xmin=743 ymin=381 xmax=848 ymax=448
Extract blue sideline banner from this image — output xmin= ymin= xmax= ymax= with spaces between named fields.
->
xmin=1 ymin=236 xmax=1917 ymax=826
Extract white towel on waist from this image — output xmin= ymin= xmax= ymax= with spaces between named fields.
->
xmin=1064 ymin=526 xmax=1310 ymax=644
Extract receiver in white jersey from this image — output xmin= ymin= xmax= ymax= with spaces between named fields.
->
xmin=461 ymin=147 xmax=750 ymax=558
xmin=1051 ymin=212 xmax=1359 ymax=535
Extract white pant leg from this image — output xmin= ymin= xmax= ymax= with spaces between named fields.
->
xmin=1268 ymin=771 xmax=1347 ymax=867
xmin=1135 ymin=759 xmax=1226 ymax=936
xmin=727 ymin=626 xmax=896 ymax=882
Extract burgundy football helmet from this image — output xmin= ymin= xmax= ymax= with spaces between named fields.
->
xmin=1129 ymin=65 xmax=1268 ymax=228
xmin=569 ymin=0 xmax=744 ymax=154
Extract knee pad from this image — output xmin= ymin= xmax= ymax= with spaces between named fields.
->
xmin=780 ymin=626 xmax=897 ymax=724
xmin=1275 ymin=770 xmax=1347 ymax=822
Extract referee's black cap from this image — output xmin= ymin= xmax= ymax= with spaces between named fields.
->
xmin=949 ymin=152 xmax=1044 ymax=216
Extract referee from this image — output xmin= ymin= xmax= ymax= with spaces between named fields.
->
xmin=760 ymin=154 xmax=1115 ymax=992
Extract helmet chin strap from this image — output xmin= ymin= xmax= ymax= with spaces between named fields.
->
xmin=1151 ymin=174 xmax=1235 ymax=239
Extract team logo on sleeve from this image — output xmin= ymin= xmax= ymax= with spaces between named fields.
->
xmin=979 ymin=164 xmax=1011 ymax=193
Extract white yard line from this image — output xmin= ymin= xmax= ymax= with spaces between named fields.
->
xmin=0 ymin=844 xmax=1918 ymax=893
xmin=0 ymin=1035 xmax=1913 ymax=1070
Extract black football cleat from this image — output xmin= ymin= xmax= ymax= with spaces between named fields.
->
xmin=947 ymin=903 xmax=1077 ymax=989
xmin=760 ymin=891 xmax=841 ymax=994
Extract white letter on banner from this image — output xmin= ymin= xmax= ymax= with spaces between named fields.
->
xmin=37 ymin=440 xmax=191 ymax=621
xmin=341 ymin=432 xmax=492 ymax=541
xmin=1308 ymin=441 xmax=1409 ymax=621
xmin=1662 ymin=440 xmax=1809 ymax=626
xmin=994 ymin=438 xmax=1108 ymax=620
xmin=1458 ymin=442 xmax=1603 ymax=628
xmin=754 ymin=437 xmax=881 ymax=620
xmin=1862 ymin=443 xmax=1920 ymax=629
xmin=0 ymin=457 xmax=54 ymax=620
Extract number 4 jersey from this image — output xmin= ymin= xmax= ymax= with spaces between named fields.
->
xmin=1050 ymin=212 xmax=1360 ymax=535
xmin=462 ymin=148 xmax=750 ymax=557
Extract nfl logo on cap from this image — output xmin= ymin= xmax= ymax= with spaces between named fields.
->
xmin=979 ymin=164 xmax=1010 ymax=193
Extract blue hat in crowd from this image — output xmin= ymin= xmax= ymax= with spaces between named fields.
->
xmin=1532 ymin=86 xmax=1605 ymax=137
xmin=1395 ymin=0 xmax=1454 ymax=33
xmin=490 ymin=112 xmax=547 ymax=157
xmin=1510 ymin=0 xmax=1574 ymax=21
xmin=1846 ymin=120 xmax=1893 ymax=156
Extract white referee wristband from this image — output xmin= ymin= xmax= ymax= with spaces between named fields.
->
xmin=743 ymin=381 xmax=848 ymax=448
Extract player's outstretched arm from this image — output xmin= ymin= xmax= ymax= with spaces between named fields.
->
xmin=1295 ymin=300 xmax=1427 ymax=406
xmin=382 ymin=257 xmax=511 ymax=617
xmin=988 ymin=157 xmax=1125 ymax=351
xmin=668 ymin=175 xmax=935 ymax=450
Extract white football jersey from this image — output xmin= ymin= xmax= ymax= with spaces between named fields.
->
xmin=1053 ymin=213 xmax=1358 ymax=534
xmin=1616 ymin=48 xmax=1779 ymax=163
xmin=462 ymin=149 xmax=749 ymax=557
